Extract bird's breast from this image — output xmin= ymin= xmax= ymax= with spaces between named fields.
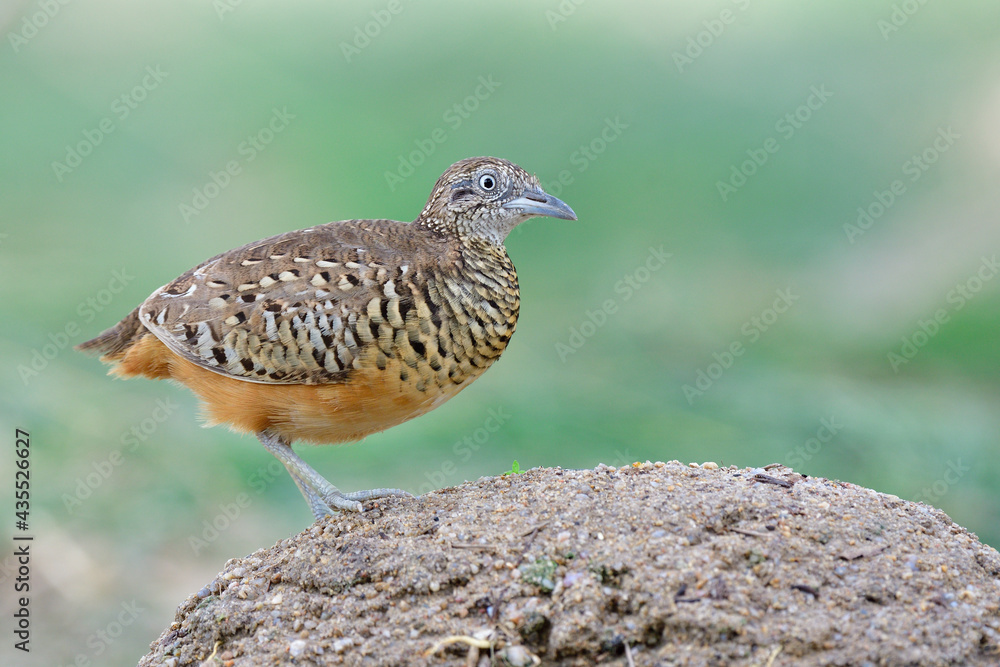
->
xmin=402 ymin=248 xmax=519 ymax=392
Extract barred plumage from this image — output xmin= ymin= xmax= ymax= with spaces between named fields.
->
xmin=78 ymin=157 xmax=576 ymax=520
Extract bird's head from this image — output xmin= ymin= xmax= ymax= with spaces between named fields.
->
xmin=417 ymin=156 xmax=577 ymax=245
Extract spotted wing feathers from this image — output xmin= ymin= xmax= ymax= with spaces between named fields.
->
xmin=139 ymin=220 xmax=428 ymax=384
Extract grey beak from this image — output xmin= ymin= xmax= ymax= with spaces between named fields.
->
xmin=503 ymin=189 xmax=577 ymax=220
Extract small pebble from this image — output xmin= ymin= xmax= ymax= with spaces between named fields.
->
xmin=289 ymin=639 xmax=307 ymax=658
xmin=501 ymin=646 xmax=533 ymax=666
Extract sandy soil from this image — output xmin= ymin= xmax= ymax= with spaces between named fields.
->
xmin=137 ymin=462 xmax=1000 ymax=666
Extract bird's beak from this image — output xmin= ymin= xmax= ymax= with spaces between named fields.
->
xmin=503 ymin=189 xmax=577 ymax=220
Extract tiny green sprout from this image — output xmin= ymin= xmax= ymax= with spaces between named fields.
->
xmin=520 ymin=557 xmax=558 ymax=593
xmin=504 ymin=460 xmax=521 ymax=475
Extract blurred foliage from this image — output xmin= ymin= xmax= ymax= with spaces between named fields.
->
xmin=1 ymin=1 xmax=999 ymax=665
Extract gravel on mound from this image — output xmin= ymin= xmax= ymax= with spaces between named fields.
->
xmin=139 ymin=462 xmax=1000 ymax=666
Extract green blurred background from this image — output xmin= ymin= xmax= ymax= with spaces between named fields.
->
xmin=2 ymin=0 xmax=999 ymax=664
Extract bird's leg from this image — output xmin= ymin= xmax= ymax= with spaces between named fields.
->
xmin=257 ymin=430 xmax=364 ymax=514
xmin=256 ymin=430 xmax=412 ymax=519
xmin=287 ymin=469 xmax=336 ymax=521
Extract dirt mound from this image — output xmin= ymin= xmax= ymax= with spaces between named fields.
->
xmin=139 ymin=462 xmax=1000 ymax=666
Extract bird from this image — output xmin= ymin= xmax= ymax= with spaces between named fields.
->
xmin=77 ymin=157 xmax=576 ymax=521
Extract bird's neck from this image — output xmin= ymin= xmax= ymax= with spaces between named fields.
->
xmin=413 ymin=212 xmax=518 ymax=249
xmin=458 ymin=237 xmax=515 ymax=280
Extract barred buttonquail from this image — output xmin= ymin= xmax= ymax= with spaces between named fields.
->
xmin=77 ymin=157 xmax=576 ymax=520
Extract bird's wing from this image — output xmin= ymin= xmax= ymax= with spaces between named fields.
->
xmin=139 ymin=220 xmax=434 ymax=384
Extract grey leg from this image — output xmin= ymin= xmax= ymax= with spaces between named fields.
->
xmin=256 ymin=430 xmax=412 ymax=520
xmin=287 ymin=469 xmax=335 ymax=520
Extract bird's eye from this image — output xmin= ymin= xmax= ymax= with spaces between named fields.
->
xmin=478 ymin=173 xmax=497 ymax=191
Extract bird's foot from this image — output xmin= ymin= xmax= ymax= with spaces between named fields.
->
xmin=257 ymin=430 xmax=412 ymax=521
xmin=319 ymin=487 xmax=413 ymax=516
xmin=340 ymin=487 xmax=413 ymax=502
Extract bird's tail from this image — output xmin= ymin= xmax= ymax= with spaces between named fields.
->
xmin=75 ymin=307 xmax=148 ymax=362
